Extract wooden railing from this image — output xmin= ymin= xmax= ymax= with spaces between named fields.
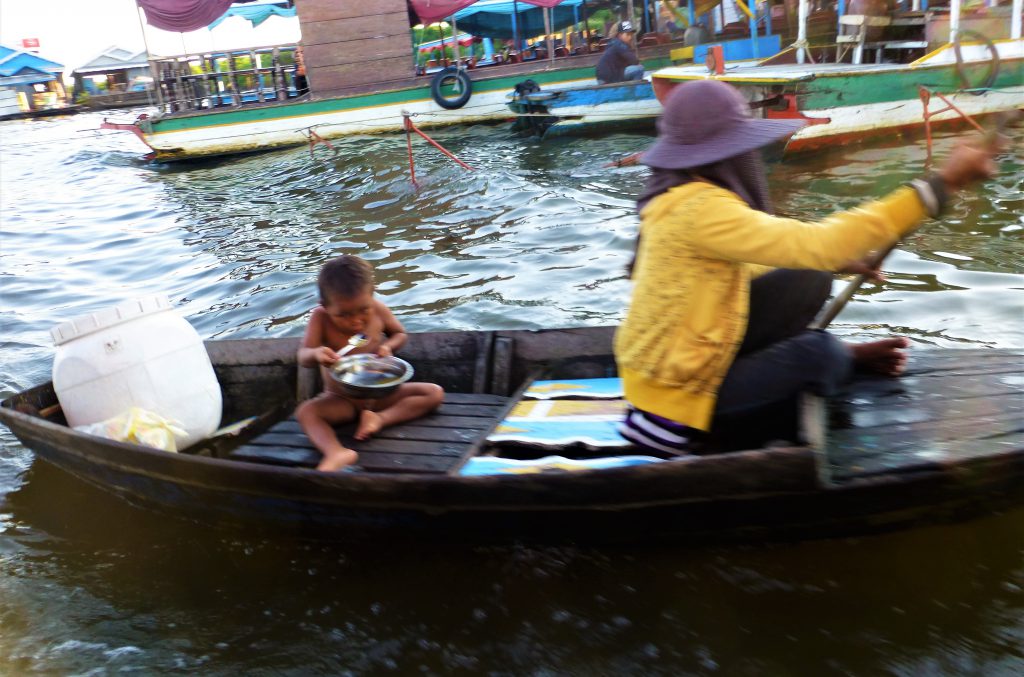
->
xmin=150 ymin=45 xmax=305 ymax=114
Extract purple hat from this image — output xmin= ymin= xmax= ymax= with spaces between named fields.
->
xmin=641 ymin=80 xmax=806 ymax=169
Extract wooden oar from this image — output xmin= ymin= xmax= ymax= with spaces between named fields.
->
xmin=810 ymin=241 xmax=899 ymax=330
xmin=812 ymin=111 xmax=1017 ymax=330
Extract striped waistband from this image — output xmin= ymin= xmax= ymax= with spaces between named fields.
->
xmin=618 ymin=406 xmax=697 ymax=455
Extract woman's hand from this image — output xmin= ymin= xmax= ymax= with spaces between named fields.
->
xmin=938 ymin=137 xmax=1002 ymax=192
xmin=377 ymin=344 xmax=393 ymax=358
xmin=838 ymin=257 xmax=886 ymax=284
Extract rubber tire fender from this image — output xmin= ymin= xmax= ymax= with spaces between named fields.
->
xmin=431 ymin=67 xmax=473 ymax=109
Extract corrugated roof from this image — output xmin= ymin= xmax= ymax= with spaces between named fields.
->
xmin=73 ymin=46 xmax=149 ymax=75
xmin=0 ymin=45 xmax=63 ymax=85
xmin=0 ymin=45 xmax=64 ymax=75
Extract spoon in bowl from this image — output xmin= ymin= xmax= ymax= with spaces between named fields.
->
xmin=336 ymin=333 xmax=368 ymax=360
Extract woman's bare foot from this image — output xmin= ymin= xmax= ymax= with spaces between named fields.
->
xmin=849 ymin=337 xmax=910 ymax=376
xmin=317 ymin=447 xmax=358 ymax=472
xmin=355 ymin=410 xmax=384 ymax=440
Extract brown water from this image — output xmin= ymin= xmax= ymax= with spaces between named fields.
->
xmin=0 ymin=111 xmax=1021 ymax=673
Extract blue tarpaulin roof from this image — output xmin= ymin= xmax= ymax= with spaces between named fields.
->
xmin=0 ymin=45 xmax=63 ymax=85
xmin=208 ymin=1 xmax=296 ymax=29
xmin=452 ymin=0 xmax=587 ymax=40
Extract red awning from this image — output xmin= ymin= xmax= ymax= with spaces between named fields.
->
xmin=417 ymin=34 xmax=475 ymax=52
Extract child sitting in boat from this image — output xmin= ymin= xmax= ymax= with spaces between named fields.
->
xmin=296 ymin=255 xmax=444 ymax=471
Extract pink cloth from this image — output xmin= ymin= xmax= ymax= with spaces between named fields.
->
xmin=410 ymin=0 xmax=478 ymax=24
xmin=136 ymin=0 xmax=247 ymax=33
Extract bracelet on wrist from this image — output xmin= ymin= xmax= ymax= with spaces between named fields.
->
xmin=925 ymin=173 xmax=949 ymax=212
xmin=907 ymin=174 xmax=947 ymax=218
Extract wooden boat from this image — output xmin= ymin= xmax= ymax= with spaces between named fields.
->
xmin=652 ymin=5 xmax=1024 ymax=153
xmin=101 ymin=0 xmax=684 ymax=162
xmin=2 ymin=326 xmax=1022 ymax=544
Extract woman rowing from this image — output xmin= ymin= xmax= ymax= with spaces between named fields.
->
xmin=615 ymin=79 xmax=1000 ymax=454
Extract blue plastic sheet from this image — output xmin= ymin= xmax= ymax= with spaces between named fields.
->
xmin=460 ymin=454 xmax=664 ymax=476
xmin=208 ymin=1 xmax=296 ymax=30
xmin=453 ymin=0 xmax=585 ymax=39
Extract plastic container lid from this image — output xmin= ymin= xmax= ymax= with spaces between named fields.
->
xmin=51 ymin=295 xmax=174 ymax=346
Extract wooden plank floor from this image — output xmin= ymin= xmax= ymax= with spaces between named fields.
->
xmin=229 ymin=350 xmax=1023 ymax=479
xmin=230 ymin=393 xmax=509 ymax=473
xmin=826 ymin=349 xmax=1024 ymax=482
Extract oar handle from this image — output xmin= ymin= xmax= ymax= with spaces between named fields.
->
xmin=810 ymin=240 xmax=900 ymax=330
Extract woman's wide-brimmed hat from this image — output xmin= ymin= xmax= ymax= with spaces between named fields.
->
xmin=641 ymin=80 xmax=807 ymax=169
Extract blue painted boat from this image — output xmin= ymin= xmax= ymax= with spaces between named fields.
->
xmin=507 ymin=34 xmax=782 ymax=138
xmin=508 ymin=78 xmax=661 ymax=138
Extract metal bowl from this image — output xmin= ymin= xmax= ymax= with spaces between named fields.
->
xmin=328 ymin=354 xmax=413 ymax=399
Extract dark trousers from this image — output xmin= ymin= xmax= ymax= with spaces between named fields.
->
xmin=708 ymin=269 xmax=851 ymax=448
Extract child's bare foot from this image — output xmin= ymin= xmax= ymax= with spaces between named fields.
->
xmin=355 ymin=410 xmax=384 ymax=440
xmin=317 ymin=448 xmax=358 ymax=472
xmin=849 ymin=337 xmax=910 ymax=376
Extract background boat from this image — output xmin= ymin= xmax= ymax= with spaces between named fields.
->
xmin=652 ymin=3 xmax=1024 ymax=152
xmin=106 ymin=0 xmax=690 ymax=161
xmin=507 ymin=0 xmax=786 ymax=137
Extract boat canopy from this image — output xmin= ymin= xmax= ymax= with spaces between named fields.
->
xmin=410 ymin=0 xmax=573 ymax=26
xmin=451 ymin=0 xmax=588 ymax=39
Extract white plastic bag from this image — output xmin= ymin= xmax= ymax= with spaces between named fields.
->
xmin=74 ymin=407 xmax=188 ymax=452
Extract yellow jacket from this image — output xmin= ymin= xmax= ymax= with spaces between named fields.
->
xmin=615 ymin=181 xmax=927 ymax=430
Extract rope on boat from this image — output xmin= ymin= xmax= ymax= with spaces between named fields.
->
xmin=301 ymin=128 xmax=336 ymax=158
xmin=402 ymin=113 xmax=474 ymax=188
xmin=917 ymin=86 xmax=987 ymax=169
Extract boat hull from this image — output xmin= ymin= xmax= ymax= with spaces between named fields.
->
xmin=133 ymin=56 xmax=671 ymax=161
xmin=10 ymin=408 xmax=1024 ymax=544
xmin=509 ymin=80 xmax=662 ymax=139
xmin=134 ymin=68 xmax=604 ymax=161
xmin=3 ymin=329 xmax=1022 ymax=544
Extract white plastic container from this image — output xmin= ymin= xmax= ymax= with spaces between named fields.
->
xmin=51 ymin=296 xmax=222 ymax=449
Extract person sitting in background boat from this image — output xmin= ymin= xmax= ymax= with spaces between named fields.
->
xmin=296 ymin=255 xmax=444 ymax=471
xmin=615 ymin=79 xmax=999 ymax=455
xmin=596 ymin=21 xmax=644 ymax=84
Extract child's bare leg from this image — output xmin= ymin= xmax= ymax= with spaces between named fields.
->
xmin=355 ymin=383 xmax=445 ymax=440
xmin=296 ymin=394 xmax=359 ymax=471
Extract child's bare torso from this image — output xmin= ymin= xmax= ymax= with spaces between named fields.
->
xmin=316 ymin=304 xmax=389 ymax=398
